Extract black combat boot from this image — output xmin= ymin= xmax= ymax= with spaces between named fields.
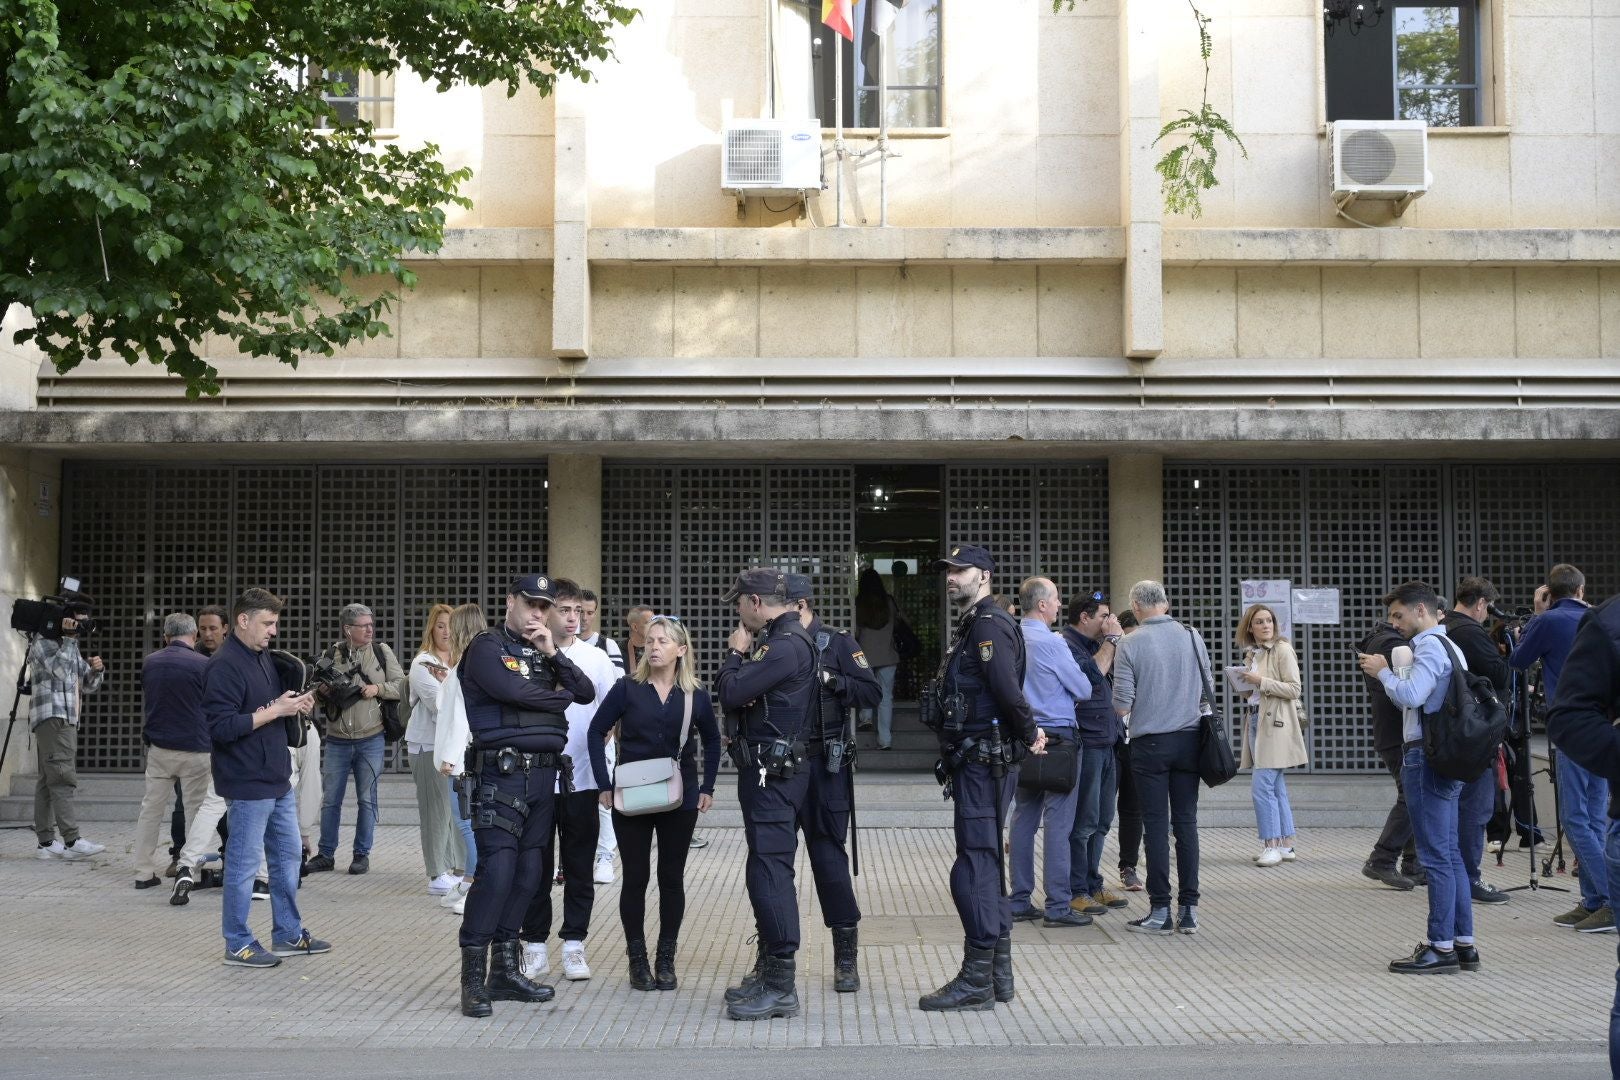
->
xmin=831 ymin=926 xmax=860 ymax=993
xmin=459 ymin=946 xmax=493 ymax=1018
xmin=486 ymin=939 xmax=555 ymax=1003
xmin=992 ymin=930 xmax=1014 ymax=1002
xmin=627 ymin=939 xmax=655 ymax=991
xmin=724 ymin=936 xmax=768 ymax=1003
xmin=726 ymin=954 xmax=800 ymax=1021
xmin=918 ymin=943 xmax=996 ymax=1012
xmin=654 ymin=938 xmax=679 ymax=990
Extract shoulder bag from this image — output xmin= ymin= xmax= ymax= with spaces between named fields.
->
xmin=613 ymin=688 xmax=694 ymax=816
xmin=1015 ymin=729 xmax=1078 ymax=794
xmin=1188 ymin=626 xmax=1238 ymax=788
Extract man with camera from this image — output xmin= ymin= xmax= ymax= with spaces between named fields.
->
xmin=202 ymin=588 xmax=329 ymax=968
xmin=306 ymin=603 xmax=405 ymax=876
xmin=133 ymin=613 xmax=212 ymax=889
xmin=28 ymin=593 xmax=107 ymax=861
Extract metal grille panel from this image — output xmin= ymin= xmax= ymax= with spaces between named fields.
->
xmin=768 ymin=466 xmax=856 ymax=635
xmin=484 ymin=467 xmax=551 ymax=618
xmin=678 ymin=468 xmax=766 ymax=686
xmin=1036 ymin=465 xmax=1111 ymax=604
xmin=599 ymin=467 xmax=676 ymax=646
xmin=945 ymin=467 xmax=1036 ymax=597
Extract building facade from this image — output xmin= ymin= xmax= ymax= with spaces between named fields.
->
xmin=3 ymin=0 xmax=1617 ymax=784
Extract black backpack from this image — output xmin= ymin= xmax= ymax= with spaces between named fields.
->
xmin=1422 ymin=636 xmax=1509 ymax=782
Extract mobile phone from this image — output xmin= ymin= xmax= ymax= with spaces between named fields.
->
xmin=1350 ymin=647 xmax=1364 ymax=662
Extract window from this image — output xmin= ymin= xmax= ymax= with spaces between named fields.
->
xmin=1326 ymin=1 xmax=1482 ymax=127
xmin=296 ymin=65 xmax=396 ymax=129
xmin=773 ymin=1 xmax=941 ymax=128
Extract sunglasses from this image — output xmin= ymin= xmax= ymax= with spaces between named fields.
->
xmin=648 ymin=614 xmax=682 ymax=625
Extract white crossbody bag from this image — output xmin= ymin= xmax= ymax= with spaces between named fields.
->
xmin=612 ymin=690 xmax=693 ymax=817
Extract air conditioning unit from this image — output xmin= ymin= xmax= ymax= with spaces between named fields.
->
xmin=721 ymin=119 xmax=823 ymax=197
xmin=1330 ymin=119 xmax=1430 ymax=215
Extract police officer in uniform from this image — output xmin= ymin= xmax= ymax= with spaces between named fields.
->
xmin=714 ymin=568 xmax=817 ymax=1021
xmin=920 ymin=545 xmax=1045 ymax=1013
xmin=785 ymin=574 xmax=881 ymax=992
xmin=456 ymin=575 xmax=596 ymax=1018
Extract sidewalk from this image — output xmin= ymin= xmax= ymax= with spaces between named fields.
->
xmin=0 ymin=818 xmax=1609 ymax=1051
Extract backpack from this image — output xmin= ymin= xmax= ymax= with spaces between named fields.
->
xmin=1422 ymin=636 xmax=1509 ymax=782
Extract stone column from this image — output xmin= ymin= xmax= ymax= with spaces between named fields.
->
xmin=0 ymin=450 xmax=62 ymax=794
xmin=552 ymin=77 xmax=590 ymax=359
xmin=1108 ymin=452 xmax=1163 ymax=608
xmin=546 ymin=454 xmax=602 ymax=589
xmin=1119 ymin=0 xmax=1163 ymax=358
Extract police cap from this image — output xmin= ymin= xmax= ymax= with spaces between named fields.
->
xmin=933 ymin=544 xmax=996 ymax=573
xmin=722 ymin=567 xmax=792 ymax=604
xmin=783 ymin=574 xmax=814 ymax=602
xmin=508 ymin=574 xmax=556 ymax=604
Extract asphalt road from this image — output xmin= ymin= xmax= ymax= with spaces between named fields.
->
xmin=9 ymin=1044 xmax=1612 ymax=1080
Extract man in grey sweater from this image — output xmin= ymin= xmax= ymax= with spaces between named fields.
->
xmin=1112 ymin=581 xmax=1212 ymax=936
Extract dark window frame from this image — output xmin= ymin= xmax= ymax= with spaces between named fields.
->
xmin=799 ymin=0 xmax=943 ymax=129
xmin=1325 ymin=0 xmax=1485 ymax=129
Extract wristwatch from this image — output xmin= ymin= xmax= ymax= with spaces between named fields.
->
xmin=1104 ymin=634 xmax=1122 ymax=645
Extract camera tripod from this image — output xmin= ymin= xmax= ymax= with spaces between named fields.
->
xmin=1498 ymin=631 xmax=1568 ymax=895
xmin=0 ymin=633 xmax=35 ymax=789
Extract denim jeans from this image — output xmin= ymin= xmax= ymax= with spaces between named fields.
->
xmin=1457 ymin=768 xmax=1497 ymax=885
xmin=222 ymin=789 xmax=304 ymax=954
xmin=1558 ymin=750 xmax=1611 ymax=911
xmin=1251 ymin=768 xmax=1296 ymax=842
xmin=1130 ymin=728 xmax=1202 ymax=911
xmin=858 ymin=665 xmax=897 ymax=747
xmin=318 ymin=732 xmax=384 ymax=858
xmin=1009 ymin=730 xmax=1079 ymax=918
xmin=1402 ymin=745 xmax=1473 ymax=947
xmin=1603 ymin=817 xmax=1620 ymax=1079
xmin=1068 ymin=744 xmax=1117 ymax=898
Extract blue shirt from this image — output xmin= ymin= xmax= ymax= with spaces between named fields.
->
xmin=1375 ymin=624 xmax=1455 ymax=744
xmin=1061 ymin=626 xmax=1120 ymax=748
xmin=1019 ymin=618 xmax=1091 ymax=730
xmin=141 ymin=642 xmax=211 ymax=752
xmin=1509 ymin=597 xmax=1588 ymax=707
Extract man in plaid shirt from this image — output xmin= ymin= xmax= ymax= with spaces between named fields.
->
xmin=29 ymin=602 xmax=107 ymax=860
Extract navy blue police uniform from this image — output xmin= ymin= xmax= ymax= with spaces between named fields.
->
xmin=455 ymin=575 xmax=594 ymax=1016
xmin=714 ymin=568 xmax=817 ymax=1021
xmin=920 ymin=544 xmax=1036 ymax=1012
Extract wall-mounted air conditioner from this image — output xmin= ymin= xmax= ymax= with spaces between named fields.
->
xmin=1330 ymin=119 xmax=1430 ymax=216
xmin=721 ymin=119 xmax=823 ymax=198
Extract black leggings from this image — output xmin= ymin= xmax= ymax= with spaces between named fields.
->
xmin=614 ymin=806 xmax=699 ymax=944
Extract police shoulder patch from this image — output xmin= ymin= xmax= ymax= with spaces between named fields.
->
xmin=979 ymin=641 xmax=994 ymax=662
xmin=852 ymin=649 xmax=870 ymax=669
xmin=501 ymin=656 xmax=522 ymax=672
xmin=751 ymin=645 xmax=770 ymax=661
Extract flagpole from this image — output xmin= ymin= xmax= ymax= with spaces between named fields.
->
xmin=878 ymin=21 xmax=888 ymax=227
xmin=834 ymin=29 xmax=845 ymax=227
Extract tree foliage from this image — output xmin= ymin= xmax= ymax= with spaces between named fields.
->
xmin=1 ymin=0 xmax=636 ymax=397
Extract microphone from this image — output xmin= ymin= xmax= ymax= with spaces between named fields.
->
xmin=1391 ymin=645 xmax=1413 ymax=681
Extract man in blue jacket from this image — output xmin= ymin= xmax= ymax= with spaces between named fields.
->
xmin=1545 ymin=595 xmax=1620 ymax=1078
xmin=202 ymin=588 xmax=327 ymax=969
xmin=1511 ymin=564 xmax=1609 ymax=932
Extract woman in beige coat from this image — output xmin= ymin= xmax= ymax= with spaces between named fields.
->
xmin=1233 ymin=605 xmax=1307 ymax=867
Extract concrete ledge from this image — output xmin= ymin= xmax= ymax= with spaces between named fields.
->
xmin=589 ymin=227 xmax=1125 ymax=265
xmin=413 ymin=228 xmax=555 ymax=263
xmin=1163 ymin=228 xmax=1620 ymax=267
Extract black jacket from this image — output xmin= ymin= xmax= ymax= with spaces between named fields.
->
xmin=1546 ymin=596 xmax=1620 ymax=816
xmin=1359 ymin=622 xmax=1407 ymax=754
xmin=202 ymin=633 xmax=292 ymax=801
xmin=715 ymin=611 xmax=817 ymax=741
xmin=1441 ymin=610 xmax=1510 ymax=697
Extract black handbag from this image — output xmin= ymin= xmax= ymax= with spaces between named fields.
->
xmin=1015 ymin=731 xmax=1078 ymax=794
xmin=1188 ymin=627 xmax=1237 ymax=788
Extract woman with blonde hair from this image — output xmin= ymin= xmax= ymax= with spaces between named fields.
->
xmin=432 ymin=603 xmax=488 ymax=914
xmin=1233 ymin=604 xmax=1307 ymax=866
xmin=407 ymin=604 xmax=468 ymax=898
xmin=588 ymin=615 xmax=720 ymax=992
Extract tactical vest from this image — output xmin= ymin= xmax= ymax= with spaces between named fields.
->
xmin=463 ymin=630 xmax=569 ymax=751
xmin=739 ymin=618 xmax=816 ymax=742
xmin=944 ymin=602 xmax=1027 ymax=734
xmin=812 ymin=630 xmax=844 ymax=743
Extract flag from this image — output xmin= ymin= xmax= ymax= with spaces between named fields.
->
xmin=870 ymin=0 xmax=906 ymax=36
xmin=822 ymin=0 xmax=857 ymax=42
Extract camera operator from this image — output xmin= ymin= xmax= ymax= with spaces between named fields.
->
xmin=202 ymin=588 xmax=328 ymax=968
xmin=306 ymin=603 xmax=405 ymax=876
xmin=132 ymin=613 xmax=212 ymax=889
xmin=29 ymin=595 xmax=107 ymax=861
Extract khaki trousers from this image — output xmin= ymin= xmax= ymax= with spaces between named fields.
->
xmin=133 ymin=746 xmax=213 ymax=877
xmin=33 ymin=718 xmax=80 ymax=846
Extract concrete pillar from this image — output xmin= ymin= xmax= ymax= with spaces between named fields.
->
xmin=1108 ymin=452 xmax=1163 ymax=608
xmin=1119 ymin=0 xmax=1163 ymax=358
xmin=546 ymin=454 xmax=603 ymax=590
xmin=0 ymin=450 xmax=63 ymax=794
xmin=552 ymin=78 xmax=590 ymax=359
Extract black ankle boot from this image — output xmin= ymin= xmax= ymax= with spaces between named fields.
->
xmin=725 ymin=954 xmax=799 ymax=1021
xmin=627 ymin=938 xmax=655 ymax=991
xmin=486 ymin=939 xmax=554 ymax=1003
xmin=831 ymin=926 xmax=860 ymax=993
xmin=992 ymin=930 xmax=1014 ymax=1002
xmin=654 ymin=938 xmax=678 ymax=990
xmin=724 ymin=936 xmax=768 ymax=1003
xmin=459 ymin=946 xmax=492 ymax=1018
xmin=918 ymin=943 xmax=996 ymax=1012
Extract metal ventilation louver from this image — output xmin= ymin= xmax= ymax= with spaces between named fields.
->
xmin=1330 ymin=119 xmax=1430 ymax=201
xmin=721 ymin=119 xmax=823 ymax=196
xmin=725 ymin=126 xmax=782 ymax=187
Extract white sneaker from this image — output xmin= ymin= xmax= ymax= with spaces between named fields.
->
xmin=1486 ymin=840 xmax=1503 ymax=855
xmin=1255 ymin=847 xmax=1284 ymax=867
xmin=521 ymin=941 xmax=548 ymax=979
xmin=1279 ymin=847 xmax=1297 ymax=862
xmin=562 ymin=941 xmax=591 ymax=980
xmin=61 ymin=838 xmax=105 ymax=860
xmin=36 ymin=840 xmax=65 ymax=859
xmin=449 ymin=889 xmax=467 ymax=916
xmin=593 ymin=855 xmax=615 ymax=884
xmin=440 ymin=880 xmax=470 ymax=910
xmin=427 ymin=872 xmax=460 ymax=896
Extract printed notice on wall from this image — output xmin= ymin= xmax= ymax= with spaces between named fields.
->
xmin=1239 ymin=579 xmax=1293 ymax=640
xmin=1291 ymin=588 xmax=1341 ymax=625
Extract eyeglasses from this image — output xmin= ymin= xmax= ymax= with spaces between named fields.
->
xmin=649 ymin=614 xmax=681 ymax=624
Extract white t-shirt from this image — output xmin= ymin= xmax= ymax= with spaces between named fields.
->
xmin=558 ymin=638 xmax=622 ymax=793
xmin=580 ymin=631 xmax=625 ymax=673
